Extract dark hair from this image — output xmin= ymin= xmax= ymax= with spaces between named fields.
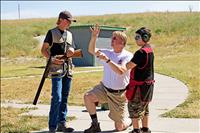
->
xmin=135 ymin=27 xmax=151 ymax=42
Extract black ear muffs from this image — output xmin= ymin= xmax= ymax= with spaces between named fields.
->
xmin=136 ymin=27 xmax=151 ymax=42
xmin=141 ymin=33 xmax=150 ymax=42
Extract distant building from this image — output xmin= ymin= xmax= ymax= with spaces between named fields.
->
xmin=70 ymin=25 xmax=126 ymax=66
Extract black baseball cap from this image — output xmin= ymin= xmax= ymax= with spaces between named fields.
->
xmin=58 ymin=11 xmax=76 ymax=22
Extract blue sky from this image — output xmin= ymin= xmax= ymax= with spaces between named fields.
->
xmin=1 ymin=1 xmax=199 ymax=20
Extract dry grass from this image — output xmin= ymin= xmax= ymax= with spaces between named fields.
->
xmin=1 ymin=107 xmax=48 ymax=132
xmin=1 ymin=72 xmax=102 ymax=105
xmin=1 ymin=107 xmax=76 ymax=132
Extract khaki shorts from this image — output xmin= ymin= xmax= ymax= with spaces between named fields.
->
xmin=128 ymin=88 xmax=149 ymax=119
xmin=88 ymin=82 xmax=126 ymax=123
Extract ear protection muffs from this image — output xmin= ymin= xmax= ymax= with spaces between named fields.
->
xmin=136 ymin=27 xmax=151 ymax=42
xmin=141 ymin=32 xmax=150 ymax=42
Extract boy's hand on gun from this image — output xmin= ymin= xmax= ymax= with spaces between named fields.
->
xmin=52 ymin=55 xmax=65 ymax=65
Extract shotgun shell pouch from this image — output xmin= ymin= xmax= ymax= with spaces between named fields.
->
xmin=48 ymin=60 xmax=67 ymax=78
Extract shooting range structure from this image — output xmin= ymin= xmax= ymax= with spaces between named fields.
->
xmin=69 ymin=25 xmax=126 ymax=66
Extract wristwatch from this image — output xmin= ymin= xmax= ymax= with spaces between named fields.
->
xmin=106 ymin=59 xmax=111 ymax=63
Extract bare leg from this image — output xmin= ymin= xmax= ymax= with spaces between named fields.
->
xmin=84 ymin=92 xmax=102 ymax=133
xmin=115 ymin=118 xmax=132 ymax=131
xmin=115 ymin=122 xmax=124 ymax=131
xmin=84 ymin=92 xmax=99 ymax=115
xmin=142 ymin=115 xmax=148 ymax=128
xmin=133 ymin=118 xmax=140 ymax=129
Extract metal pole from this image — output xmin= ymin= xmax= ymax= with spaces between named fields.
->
xmin=18 ymin=4 xmax=20 ymax=20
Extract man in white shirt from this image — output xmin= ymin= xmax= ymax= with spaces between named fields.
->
xmin=84 ymin=24 xmax=132 ymax=133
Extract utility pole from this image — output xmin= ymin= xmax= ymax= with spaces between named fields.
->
xmin=18 ymin=3 xmax=20 ymax=20
xmin=188 ymin=5 xmax=193 ymax=13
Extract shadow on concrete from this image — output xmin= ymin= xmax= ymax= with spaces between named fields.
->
xmin=82 ymin=109 xmax=109 ymax=112
xmin=32 ymin=129 xmax=118 ymax=133
xmin=101 ymin=129 xmax=117 ymax=132
xmin=29 ymin=66 xmax=45 ymax=69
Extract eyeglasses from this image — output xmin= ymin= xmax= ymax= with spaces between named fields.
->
xmin=135 ymin=35 xmax=142 ymax=40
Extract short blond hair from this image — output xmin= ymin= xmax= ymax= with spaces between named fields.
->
xmin=113 ymin=31 xmax=127 ymax=45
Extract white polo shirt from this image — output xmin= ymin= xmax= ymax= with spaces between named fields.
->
xmin=100 ymin=49 xmax=133 ymax=90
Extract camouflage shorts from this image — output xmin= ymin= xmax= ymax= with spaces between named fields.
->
xmin=128 ymin=89 xmax=149 ymax=119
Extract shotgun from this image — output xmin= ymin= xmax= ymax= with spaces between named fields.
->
xmin=33 ymin=49 xmax=83 ymax=105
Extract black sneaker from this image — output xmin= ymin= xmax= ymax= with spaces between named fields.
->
xmin=56 ymin=123 xmax=74 ymax=132
xmin=129 ymin=129 xmax=142 ymax=133
xmin=49 ymin=128 xmax=56 ymax=133
xmin=140 ymin=127 xmax=151 ymax=133
xmin=84 ymin=122 xmax=101 ymax=133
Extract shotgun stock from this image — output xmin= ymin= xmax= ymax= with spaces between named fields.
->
xmin=58 ymin=49 xmax=83 ymax=59
xmin=33 ymin=49 xmax=83 ymax=105
xmin=70 ymin=49 xmax=83 ymax=58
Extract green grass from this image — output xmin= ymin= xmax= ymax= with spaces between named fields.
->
xmin=1 ymin=107 xmax=48 ymax=133
xmin=1 ymin=19 xmax=55 ymax=57
xmin=1 ymin=107 xmax=76 ymax=132
xmin=1 ymin=12 xmax=200 ymax=120
xmin=1 ymin=12 xmax=199 ymax=57
xmin=1 ymin=58 xmax=45 ymax=78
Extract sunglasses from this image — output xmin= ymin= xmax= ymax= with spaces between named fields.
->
xmin=135 ymin=35 xmax=142 ymax=40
